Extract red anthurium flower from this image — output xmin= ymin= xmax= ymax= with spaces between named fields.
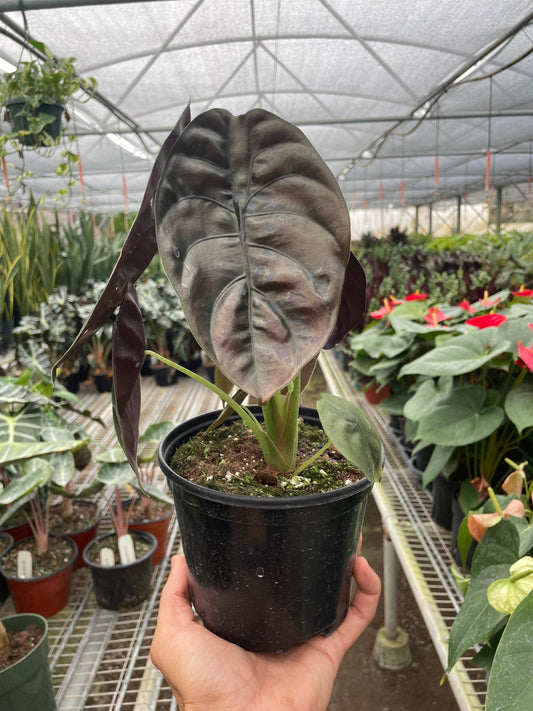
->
xmin=404 ymin=290 xmax=428 ymax=301
xmin=370 ymin=297 xmax=394 ymax=319
xmin=424 ymin=307 xmax=447 ymax=327
xmin=517 ymin=341 xmax=533 ymax=372
xmin=512 ymin=284 xmax=533 ymax=298
xmin=466 ymin=313 xmax=507 ymax=329
xmin=458 ymin=299 xmax=475 ymax=313
xmin=467 ymin=499 xmax=525 ymax=543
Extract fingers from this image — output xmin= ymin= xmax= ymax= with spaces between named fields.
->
xmin=156 ymin=554 xmax=195 ymax=629
xmin=332 ymin=555 xmax=381 ymax=654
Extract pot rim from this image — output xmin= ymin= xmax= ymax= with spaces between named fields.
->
xmin=0 ymin=534 xmax=77 ymax=582
xmin=0 ymin=613 xmax=48 ymax=674
xmin=158 ymin=406 xmax=374 ymax=510
xmin=49 ymin=499 xmax=101 ymax=534
xmin=82 ymin=530 xmax=157 ymax=570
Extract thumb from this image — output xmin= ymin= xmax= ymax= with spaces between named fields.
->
xmin=156 ymin=554 xmax=195 ymax=629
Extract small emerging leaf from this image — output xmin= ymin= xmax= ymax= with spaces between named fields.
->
xmin=316 ymin=394 xmax=382 ymax=483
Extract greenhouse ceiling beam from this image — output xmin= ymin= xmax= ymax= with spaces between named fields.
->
xmin=0 ymin=0 xmax=160 ymax=10
xmin=337 ymin=8 xmax=533 ymax=176
xmin=0 ymin=10 xmax=160 ymax=151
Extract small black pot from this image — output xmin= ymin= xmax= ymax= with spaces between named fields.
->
xmin=83 ymin=531 xmax=156 ymax=610
xmin=94 ymin=372 xmax=113 ymax=392
xmin=6 ymin=99 xmax=63 ymax=145
xmin=430 ymin=474 xmax=460 ymax=530
xmin=152 ymin=365 xmax=172 ymax=387
xmin=158 ymin=406 xmax=374 ymax=652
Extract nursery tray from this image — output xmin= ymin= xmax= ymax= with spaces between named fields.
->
xmin=1 ymin=362 xmax=486 ymax=710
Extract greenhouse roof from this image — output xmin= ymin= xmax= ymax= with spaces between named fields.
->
xmin=1 ymin=0 xmax=533 ymax=215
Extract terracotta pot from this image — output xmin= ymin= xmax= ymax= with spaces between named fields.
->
xmin=0 ymin=518 xmax=33 ymax=543
xmin=363 ymin=382 xmax=391 ymax=405
xmin=49 ymin=500 xmax=100 ymax=570
xmin=0 ymin=531 xmax=14 ymax=602
xmin=0 ymin=535 xmax=77 ymax=617
xmin=128 ymin=504 xmax=172 ymax=565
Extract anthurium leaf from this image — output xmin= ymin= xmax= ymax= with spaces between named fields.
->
xmin=447 ymin=520 xmax=519 ymax=672
xmin=52 ymin=104 xmax=191 ymax=378
xmin=403 ymin=376 xmax=453 ymax=422
xmin=155 ymin=108 xmax=352 ymax=402
xmin=399 ymin=328 xmax=511 ymax=377
xmin=416 ymin=385 xmax=504 ymax=446
xmin=486 ymin=590 xmax=533 ymax=711
xmin=421 ymin=444 xmax=456 ymax=487
xmin=519 ymin=523 xmax=533 ymax=557
xmin=316 ymin=393 xmax=382 ymax=483
xmin=505 ymin=381 xmax=533 ymax=434
xmin=96 ymin=461 xmax=135 ymax=486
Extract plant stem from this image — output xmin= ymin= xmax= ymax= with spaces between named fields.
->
xmin=146 ymin=350 xmax=289 ymax=472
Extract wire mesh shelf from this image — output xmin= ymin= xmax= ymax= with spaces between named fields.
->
xmin=1 ymin=356 xmax=487 ymax=710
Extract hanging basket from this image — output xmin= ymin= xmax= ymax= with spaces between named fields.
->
xmin=6 ymin=99 xmax=64 ymax=146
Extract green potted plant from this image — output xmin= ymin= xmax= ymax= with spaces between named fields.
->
xmin=94 ymin=420 xmax=174 ymax=565
xmin=0 ymin=613 xmax=56 ymax=711
xmin=396 ymin=288 xmax=533 ymax=534
xmin=445 ymin=462 xmax=533 ymax=711
xmin=0 ymin=47 xmax=96 ymax=150
xmin=54 ymin=106 xmax=382 ymax=652
xmin=81 ymin=480 xmax=157 ymax=610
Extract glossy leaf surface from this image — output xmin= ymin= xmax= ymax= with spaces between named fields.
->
xmin=155 ymin=108 xmax=352 ymax=401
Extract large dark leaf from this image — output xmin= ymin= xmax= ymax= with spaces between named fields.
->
xmin=324 ymin=252 xmax=367 ymax=348
xmin=52 ymin=104 xmax=191 ymax=378
xmin=155 ymin=108 xmax=351 ymax=401
xmin=111 ymin=284 xmax=144 ymax=475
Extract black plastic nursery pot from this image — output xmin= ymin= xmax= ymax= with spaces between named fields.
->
xmin=0 ymin=613 xmax=56 ymax=711
xmin=158 ymin=406 xmax=374 ymax=653
xmin=6 ymin=99 xmax=63 ymax=146
xmin=82 ymin=531 xmax=157 ymax=610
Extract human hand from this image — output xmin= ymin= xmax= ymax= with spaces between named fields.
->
xmin=150 ymin=553 xmax=381 ymax=711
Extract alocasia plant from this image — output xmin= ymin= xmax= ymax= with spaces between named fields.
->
xmin=54 ymin=106 xmax=382 ymax=487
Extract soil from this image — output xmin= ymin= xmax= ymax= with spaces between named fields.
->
xmin=0 ymin=624 xmax=43 ymax=671
xmin=0 ymin=536 xmax=11 ymax=557
xmin=1 ymin=536 xmax=75 ymax=578
xmin=126 ymin=497 xmax=172 ymax=523
xmin=87 ymin=534 xmax=153 ymax=565
xmin=170 ymin=419 xmax=364 ymax=497
xmin=49 ymin=500 xmax=99 ymax=534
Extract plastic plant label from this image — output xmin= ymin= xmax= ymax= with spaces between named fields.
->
xmin=17 ymin=550 xmax=32 ymax=579
xmin=100 ymin=547 xmax=115 ymax=567
xmin=118 ymin=534 xmax=136 ymax=565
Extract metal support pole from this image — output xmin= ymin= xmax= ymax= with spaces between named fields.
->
xmin=496 ymin=186 xmax=503 ymax=236
xmin=456 ymin=194 xmax=462 ymax=235
xmin=415 ymin=204 xmax=419 ymax=233
xmin=373 ymin=525 xmax=412 ymax=670
xmin=383 ymin=530 xmax=398 ymax=639
xmin=428 ymin=202 xmax=433 ymax=236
